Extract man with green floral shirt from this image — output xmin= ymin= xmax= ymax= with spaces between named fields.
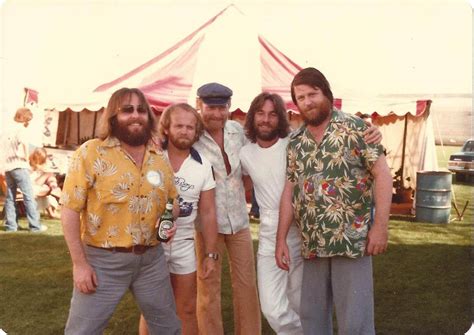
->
xmin=276 ymin=68 xmax=392 ymax=335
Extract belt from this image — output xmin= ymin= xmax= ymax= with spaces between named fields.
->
xmin=88 ymin=244 xmax=155 ymax=255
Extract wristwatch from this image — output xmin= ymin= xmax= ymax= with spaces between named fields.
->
xmin=205 ymin=252 xmax=219 ymax=260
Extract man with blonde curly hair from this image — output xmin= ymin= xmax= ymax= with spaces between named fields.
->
xmin=139 ymin=103 xmax=218 ymax=335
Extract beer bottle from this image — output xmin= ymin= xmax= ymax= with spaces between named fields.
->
xmin=157 ymin=199 xmax=174 ymax=242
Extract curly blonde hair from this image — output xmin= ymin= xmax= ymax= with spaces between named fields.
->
xmin=158 ymin=103 xmax=204 ymax=148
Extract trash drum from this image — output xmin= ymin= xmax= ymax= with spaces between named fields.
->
xmin=415 ymin=171 xmax=452 ymax=223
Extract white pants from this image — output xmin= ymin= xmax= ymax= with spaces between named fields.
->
xmin=257 ymin=209 xmax=304 ymax=335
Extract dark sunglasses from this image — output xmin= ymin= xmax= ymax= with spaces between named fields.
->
xmin=118 ymin=104 xmax=148 ymax=114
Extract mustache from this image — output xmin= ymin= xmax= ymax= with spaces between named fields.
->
xmin=125 ymin=119 xmax=146 ymax=126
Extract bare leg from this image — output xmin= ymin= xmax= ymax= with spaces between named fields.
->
xmin=139 ymin=272 xmax=197 ymax=335
xmin=170 ymin=272 xmax=198 ymax=335
xmin=138 ymin=314 xmax=149 ymax=335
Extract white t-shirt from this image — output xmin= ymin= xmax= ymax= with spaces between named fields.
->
xmin=3 ymin=123 xmax=30 ymax=172
xmin=240 ymin=137 xmax=288 ymax=211
xmin=240 ymin=137 xmax=300 ymax=256
xmin=165 ymin=148 xmax=216 ymax=240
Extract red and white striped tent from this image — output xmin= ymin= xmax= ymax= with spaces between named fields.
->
xmin=93 ymin=4 xmax=305 ymax=114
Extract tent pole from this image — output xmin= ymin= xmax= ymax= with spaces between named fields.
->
xmin=77 ymin=112 xmax=81 ymax=145
xmin=92 ymin=111 xmax=98 ymax=138
xmin=400 ymin=114 xmax=408 ymax=187
xmin=63 ymin=110 xmax=70 ymax=147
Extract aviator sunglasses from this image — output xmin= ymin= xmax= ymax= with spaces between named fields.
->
xmin=118 ymin=104 xmax=148 ymax=114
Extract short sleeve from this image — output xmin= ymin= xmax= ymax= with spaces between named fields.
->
xmin=239 ymin=148 xmax=249 ymax=176
xmin=60 ymin=143 xmax=94 ymax=211
xmin=201 ymin=157 xmax=216 ymax=191
xmin=356 ymin=122 xmax=385 ymax=171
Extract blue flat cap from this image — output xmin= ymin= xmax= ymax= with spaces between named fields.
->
xmin=197 ymin=82 xmax=233 ymax=105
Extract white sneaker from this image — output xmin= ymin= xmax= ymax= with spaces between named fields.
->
xmin=31 ymin=225 xmax=48 ymax=233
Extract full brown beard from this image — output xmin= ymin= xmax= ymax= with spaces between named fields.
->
xmin=255 ymin=123 xmax=279 ymax=141
xmin=111 ymin=117 xmax=152 ymax=146
xmin=300 ymin=100 xmax=332 ymax=126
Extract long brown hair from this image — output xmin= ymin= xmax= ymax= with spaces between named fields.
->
xmin=244 ymin=92 xmax=290 ymax=143
xmin=97 ymin=88 xmax=157 ymax=140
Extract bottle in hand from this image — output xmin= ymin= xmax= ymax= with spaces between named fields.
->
xmin=157 ymin=199 xmax=174 ymax=242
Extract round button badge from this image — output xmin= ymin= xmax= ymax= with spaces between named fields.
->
xmin=146 ymin=170 xmax=163 ymax=187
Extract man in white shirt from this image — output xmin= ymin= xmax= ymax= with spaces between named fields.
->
xmin=240 ymin=93 xmax=304 ymax=335
xmin=139 ymin=103 xmax=218 ymax=335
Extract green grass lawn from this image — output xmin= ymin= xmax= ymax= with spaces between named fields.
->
xmin=0 ymin=145 xmax=472 ymax=334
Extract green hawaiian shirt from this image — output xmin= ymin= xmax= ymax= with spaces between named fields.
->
xmin=287 ymin=109 xmax=384 ymax=259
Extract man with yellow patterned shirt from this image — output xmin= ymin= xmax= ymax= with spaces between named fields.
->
xmin=60 ymin=88 xmax=181 ymax=334
xmin=276 ymin=68 xmax=392 ymax=335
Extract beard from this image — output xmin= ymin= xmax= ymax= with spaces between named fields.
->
xmin=255 ymin=123 xmax=279 ymax=141
xmin=300 ymin=100 xmax=332 ymax=127
xmin=111 ymin=117 xmax=152 ymax=146
xmin=202 ymin=115 xmax=227 ymax=132
xmin=168 ymin=134 xmax=194 ymax=150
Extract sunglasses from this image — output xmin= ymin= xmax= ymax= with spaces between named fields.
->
xmin=118 ymin=105 xmax=148 ymax=114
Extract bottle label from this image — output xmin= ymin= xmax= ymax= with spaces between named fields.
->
xmin=158 ymin=219 xmax=173 ymax=240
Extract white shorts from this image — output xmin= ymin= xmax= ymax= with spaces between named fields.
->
xmin=162 ymin=239 xmax=197 ymax=275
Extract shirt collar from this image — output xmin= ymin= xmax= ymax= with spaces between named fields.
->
xmin=189 ymin=147 xmax=203 ymax=165
xmin=302 ymin=108 xmax=343 ymax=131
xmin=101 ymin=136 xmax=158 ymax=154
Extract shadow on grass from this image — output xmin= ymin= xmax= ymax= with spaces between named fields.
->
xmin=0 ymin=235 xmax=471 ymax=335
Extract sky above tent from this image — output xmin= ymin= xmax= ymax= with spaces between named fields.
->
xmin=0 ymin=0 xmax=471 ymax=126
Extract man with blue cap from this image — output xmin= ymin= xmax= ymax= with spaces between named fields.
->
xmin=193 ymin=82 xmax=261 ymax=335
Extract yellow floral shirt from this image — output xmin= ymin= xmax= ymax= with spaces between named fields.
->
xmin=60 ymin=137 xmax=177 ymax=248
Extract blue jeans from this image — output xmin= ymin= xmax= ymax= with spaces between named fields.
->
xmin=4 ymin=168 xmax=41 ymax=231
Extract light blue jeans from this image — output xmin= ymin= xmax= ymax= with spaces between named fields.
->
xmin=4 ymin=168 xmax=41 ymax=231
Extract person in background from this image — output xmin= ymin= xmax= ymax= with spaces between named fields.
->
xmin=139 ymin=103 xmax=218 ymax=335
xmin=193 ymin=82 xmax=261 ymax=335
xmin=29 ymin=147 xmax=61 ymax=219
xmin=276 ymin=68 xmax=392 ymax=334
xmin=60 ymin=87 xmax=181 ymax=334
xmin=3 ymin=107 xmax=44 ymax=232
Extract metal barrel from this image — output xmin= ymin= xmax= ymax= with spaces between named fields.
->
xmin=415 ymin=171 xmax=452 ymax=223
